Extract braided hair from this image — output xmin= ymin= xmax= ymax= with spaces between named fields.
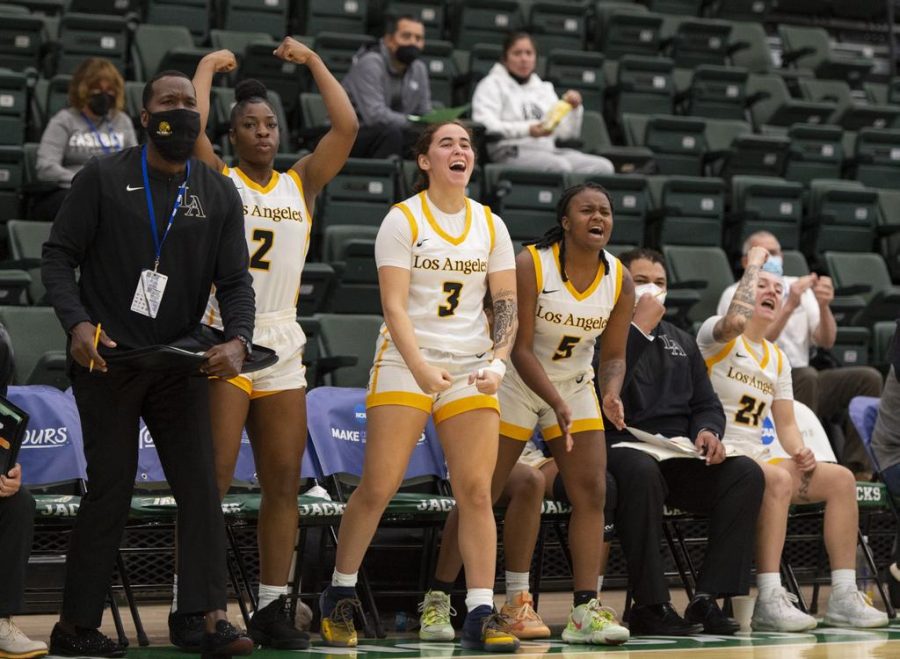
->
xmin=230 ymin=79 xmax=274 ymax=128
xmin=524 ymin=182 xmax=613 ymax=283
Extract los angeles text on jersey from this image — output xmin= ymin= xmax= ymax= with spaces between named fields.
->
xmin=413 ymin=255 xmax=488 ymax=275
xmin=242 ymin=204 xmax=305 ymax=222
xmin=536 ymin=304 xmax=609 ymax=332
xmin=726 ymin=366 xmax=775 ymax=396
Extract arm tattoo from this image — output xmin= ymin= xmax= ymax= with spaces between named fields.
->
xmin=598 ymin=358 xmax=625 ymax=398
xmin=714 ymin=264 xmax=759 ymax=342
xmin=798 ymin=470 xmax=813 ymax=502
xmin=491 ymin=290 xmax=516 ymax=350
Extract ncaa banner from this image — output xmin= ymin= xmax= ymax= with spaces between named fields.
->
xmin=138 ymin=421 xmax=254 ymax=485
xmin=761 ymin=400 xmax=838 ymax=463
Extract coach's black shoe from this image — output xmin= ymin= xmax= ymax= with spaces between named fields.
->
xmin=886 ymin=564 xmax=900 ymax=608
xmin=628 ymin=603 xmax=704 ymax=636
xmin=684 ymin=596 xmax=740 ymax=635
xmin=49 ymin=623 xmax=127 ymax=657
xmin=248 ymin=597 xmax=310 ymax=649
xmin=201 ymin=620 xmax=253 ymax=656
xmin=169 ymin=611 xmax=205 ymax=652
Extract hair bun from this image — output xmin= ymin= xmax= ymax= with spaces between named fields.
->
xmin=234 ymin=79 xmax=268 ymax=103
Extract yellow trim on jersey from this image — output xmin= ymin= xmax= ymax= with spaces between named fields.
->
xmin=419 ymin=191 xmax=472 ymax=246
xmin=433 ymin=395 xmax=499 ymax=424
xmin=485 ymin=206 xmax=496 ymax=253
xmin=224 ymin=375 xmax=252 ymax=396
xmin=776 ymin=345 xmax=784 ymax=375
xmin=614 ymin=259 xmax=623 ymax=304
xmin=395 ymin=203 xmax=419 ymax=245
xmin=527 ymin=245 xmax=543 ymax=294
xmin=366 ymin=391 xmax=432 ymax=413
xmin=500 ymin=420 xmax=535 ymax=441
xmin=543 ymin=417 xmax=605 ymax=440
xmin=285 ymin=168 xmax=314 ymax=225
xmin=705 ymin=339 xmax=736 ymax=374
xmin=369 ymin=336 xmax=391 ymax=393
xmin=234 ymin=167 xmax=280 ymax=194
xmin=553 ymin=242 xmax=605 ymax=302
xmin=742 ymin=337 xmax=770 ymax=370
xmin=222 ymin=165 xmax=230 ymax=175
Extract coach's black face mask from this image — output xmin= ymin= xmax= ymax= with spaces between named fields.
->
xmin=146 ymin=109 xmax=200 ymax=163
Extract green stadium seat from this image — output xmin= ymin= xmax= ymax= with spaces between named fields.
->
xmin=132 ymin=24 xmax=194 ymax=81
xmin=145 ymin=0 xmax=211 ymax=45
xmin=661 ymin=16 xmax=733 ymax=68
xmin=296 ymin=262 xmax=336 ymax=317
xmin=0 ymin=14 xmax=46 ymax=72
xmin=315 ymin=32 xmax=376 ymax=81
xmin=485 ymin=166 xmax=564 ymax=242
xmin=824 ymin=251 xmax=900 ymax=328
xmin=799 ymin=78 xmax=900 ymax=132
xmin=774 ymin=0 xmax=825 ymax=13
xmin=783 ymin=124 xmax=844 ymax=187
xmin=239 ymin=40 xmax=312 ymax=117
xmin=57 ymin=12 xmax=128 ymax=75
xmin=781 ymin=249 xmax=809 ymax=277
xmin=872 ymin=320 xmax=896 ymax=372
xmin=317 ymin=158 xmax=400 ymax=233
xmin=0 ymin=306 xmax=68 ymax=386
xmin=0 ymin=147 xmax=24 ymax=223
xmin=568 ymin=173 xmax=651 ymax=247
xmin=745 ymin=73 xmax=835 ymax=130
xmin=7 ymin=219 xmax=50 ymax=304
xmin=459 ymin=43 xmax=503 ymax=100
xmin=322 ymin=225 xmax=380 ymax=264
xmin=271 ymin=151 xmax=308 ymax=172
xmin=662 ymin=245 xmax=734 ymax=325
xmin=594 ymin=3 xmax=662 ymax=60
xmin=0 ymin=71 xmax=28 ymax=147
xmin=578 ymin=110 xmax=656 ymax=174
xmin=730 ymin=175 xmax=804 ymax=251
xmin=452 ymin=0 xmax=524 ymax=52
xmin=832 ymin=0 xmax=887 ymax=20
xmin=44 ymin=74 xmax=72 ymax=120
xmin=643 ymin=0 xmax=703 ymax=13
xmin=420 ymin=40 xmax=458 ymax=108
xmin=612 ymin=55 xmax=675 ymax=118
xmin=545 ymin=49 xmax=605 ymax=114
xmin=384 ymin=1 xmax=445 ymax=40
xmin=527 ymin=1 xmax=589 ymax=54
xmin=832 ymin=326 xmax=871 ymax=368
xmin=156 ymin=47 xmax=217 ymax=80
xmin=876 ymin=189 xmax=900 ymax=281
xmin=209 ymin=30 xmax=276 ymax=55
xmin=299 ymin=91 xmax=327 ymax=134
xmin=678 ymin=65 xmax=749 ymax=121
xmin=806 ymin=179 xmax=878 ymax=256
xmin=68 ymin=0 xmax=140 ymax=15
xmin=727 ymin=20 xmax=774 ymax=73
xmin=299 ymin=0 xmax=367 ymax=35
xmin=777 ymin=25 xmax=872 ymax=85
xmin=223 ymin=0 xmax=289 ymax=41
xmin=705 ymin=118 xmax=790 ymax=179
xmin=646 ymin=175 xmax=725 ymax=247
xmin=708 ymin=0 xmax=771 ymax=20
xmin=852 ymin=128 xmax=900 ymax=191
xmin=315 ymin=313 xmax=383 ymax=387
xmin=328 ymin=238 xmax=381 ymax=313
xmin=623 ymin=113 xmax=707 ymax=176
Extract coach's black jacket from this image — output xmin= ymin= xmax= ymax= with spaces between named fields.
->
xmin=602 ymin=320 xmax=725 ymax=444
xmin=42 ymin=146 xmax=254 ymax=352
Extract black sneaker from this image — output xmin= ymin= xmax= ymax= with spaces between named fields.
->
xmin=169 ymin=611 xmax=205 ymax=652
xmin=200 ymin=620 xmax=253 ymax=656
xmin=248 ymin=596 xmax=311 ymax=649
xmin=684 ymin=596 xmax=740 ymax=635
xmin=628 ymin=603 xmax=704 ymax=636
xmin=886 ymin=565 xmax=900 ymax=609
xmin=49 ymin=623 xmax=127 ymax=657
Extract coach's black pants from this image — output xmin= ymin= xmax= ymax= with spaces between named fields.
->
xmin=607 ymin=447 xmax=764 ymax=606
xmin=0 ymin=489 xmax=35 ymax=617
xmin=62 ymin=368 xmax=227 ymax=628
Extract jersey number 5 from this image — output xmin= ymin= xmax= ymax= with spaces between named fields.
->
xmin=553 ymin=335 xmax=581 ymax=361
xmin=250 ymin=229 xmax=274 ymax=271
xmin=735 ymin=394 xmax=765 ymax=427
xmin=439 ymin=282 xmax=463 ymax=317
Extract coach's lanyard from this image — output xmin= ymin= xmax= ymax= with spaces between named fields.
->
xmin=140 ymin=145 xmax=190 ymax=272
xmin=81 ymin=113 xmax=120 ymax=154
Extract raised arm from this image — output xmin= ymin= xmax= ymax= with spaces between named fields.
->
xmin=191 ymin=50 xmax=234 ymax=172
xmin=598 ymin=269 xmax=635 ymax=430
xmin=712 ymin=245 xmax=768 ymax=343
xmin=275 ymin=38 xmax=358 ymax=208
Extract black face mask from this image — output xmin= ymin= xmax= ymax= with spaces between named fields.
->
xmin=87 ymin=92 xmax=115 ymax=117
xmin=395 ymin=44 xmax=422 ymax=65
xmin=146 ymin=109 xmax=200 ymax=163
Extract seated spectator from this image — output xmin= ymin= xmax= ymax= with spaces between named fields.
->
xmin=701 ymin=247 xmax=887 ymax=631
xmin=472 ymin=32 xmax=614 ymax=174
xmin=717 ymin=231 xmax=882 ymax=479
xmin=342 ymin=15 xmax=430 ymax=159
xmin=34 ymin=57 xmax=137 ymax=221
xmin=605 ymin=248 xmax=764 ymax=636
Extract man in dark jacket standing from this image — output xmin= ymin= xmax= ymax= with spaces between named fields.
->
xmin=41 ymin=70 xmax=255 ymax=657
xmin=604 ymin=249 xmax=765 ymax=637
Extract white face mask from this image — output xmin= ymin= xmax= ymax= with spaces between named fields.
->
xmin=767 ymin=254 xmax=783 ymax=270
xmin=634 ymin=283 xmax=666 ymax=308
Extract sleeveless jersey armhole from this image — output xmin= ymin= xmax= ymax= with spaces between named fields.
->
xmin=527 ymin=245 xmax=543 ymax=294
xmin=613 ymin=258 xmax=623 ymax=304
xmin=394 ymin=203 xmax=419 ymax=246
xmin=705 ymin=339 xmax=736 ymax=375
xmin=485 ymin=205 xmax=496 ymax=253
xmin=285 ymin=169 xmax=314 ymax=226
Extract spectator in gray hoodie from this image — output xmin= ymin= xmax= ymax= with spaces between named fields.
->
xmin=342 ymin=15 xmax=431 ymax=158
xmin=34 ymin=57 xmax=137 ymax=220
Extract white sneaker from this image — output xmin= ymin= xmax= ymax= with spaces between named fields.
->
xmin=561 ymin=599 xmax=629 ymax=645
xmin=751 ymin=588 xmax=818 ymax=632
xmin=0 ymin=618 xmax=48 ymax=659
xmin=418 ymin=590 xmax=456 ymax=641
xmin=824 ymin=589 xmax=889 ymax=628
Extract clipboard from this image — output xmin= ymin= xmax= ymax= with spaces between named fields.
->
xmin=0 ymin=394 xmax=29 ymax=475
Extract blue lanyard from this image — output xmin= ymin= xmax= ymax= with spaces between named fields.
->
xmin=81 ymin=113 xmax=120 ymax=154
xmin=141 ymin=145 xmax=190 ymax=271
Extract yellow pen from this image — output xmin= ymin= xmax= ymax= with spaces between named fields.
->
xmin=89 ymin=323 xmax=102 ymax=373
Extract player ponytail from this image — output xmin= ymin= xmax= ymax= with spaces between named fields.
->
xmin=524 ymin=182 xmax=613 ymax=283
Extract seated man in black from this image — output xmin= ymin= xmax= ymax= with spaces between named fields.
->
xmin=604 ymin=249 xmax=765 ymax=635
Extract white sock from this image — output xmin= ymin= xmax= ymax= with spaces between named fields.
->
xmin=332 ymin=569 xmax=358 ymax=588
xmin=831 ymin=569 xmax=856 ymax=594
xmin=171 ymin=575 xmax=178 ymax=613
xmin=597 ymin=575 xmax=604 ymax=594
xmin=257 ymin=583 xmax=288 ymax=611
xmin=465 ymin=588 xmax=494 ymax=613
xmin=757 ymin=572 xmax=782 ymax=598
xmin=505 ymin=571 xmax=530 ymax=603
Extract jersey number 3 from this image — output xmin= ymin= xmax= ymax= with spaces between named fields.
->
xmin=439 ymin=282 xmax=463 ymax=317
xmin=553 ymin=335 xmax=581 ymax=361
xmin=735 ymin=395 xmax=765 ymax=427
xmin=250 ymin=229 xmax=274 ymax=271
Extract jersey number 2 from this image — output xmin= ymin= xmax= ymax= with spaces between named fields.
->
xmin=439 ymin=282 xmax=463 ymax=317
xmin=250 ymin=229 xmax=274 ymax=271
xmin=553 ymin=335 xmax=581 ymax=361
xmin=735 ymin=395 xmax=765 ymax=427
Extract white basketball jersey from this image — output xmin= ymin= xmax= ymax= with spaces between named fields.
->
xmin=389 ymin=191 xmax=498 ymax=356
xmin=705 ymin=335 xmax=790 ymax=447
xmin=521 ymin=244 xmax=623 ymax=381
xmin=206 ymin=166 xmax=311 ymax=325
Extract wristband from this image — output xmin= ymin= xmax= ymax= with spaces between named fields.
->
xmin=478 ymin=358 xmax=507 ymax=380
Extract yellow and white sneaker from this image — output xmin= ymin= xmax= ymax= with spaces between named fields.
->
xmin=498 ymin=592 xmax=551 ymax=639
xmin=319 ymin=590 xmax=361 ymax=647
xmin=418 ymin=590 xmax=456 ymax=641
xmin=0 ymin=618 xmax=48 ymax=659
xmin=561 ymin=599 xmax=629 ymax=645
